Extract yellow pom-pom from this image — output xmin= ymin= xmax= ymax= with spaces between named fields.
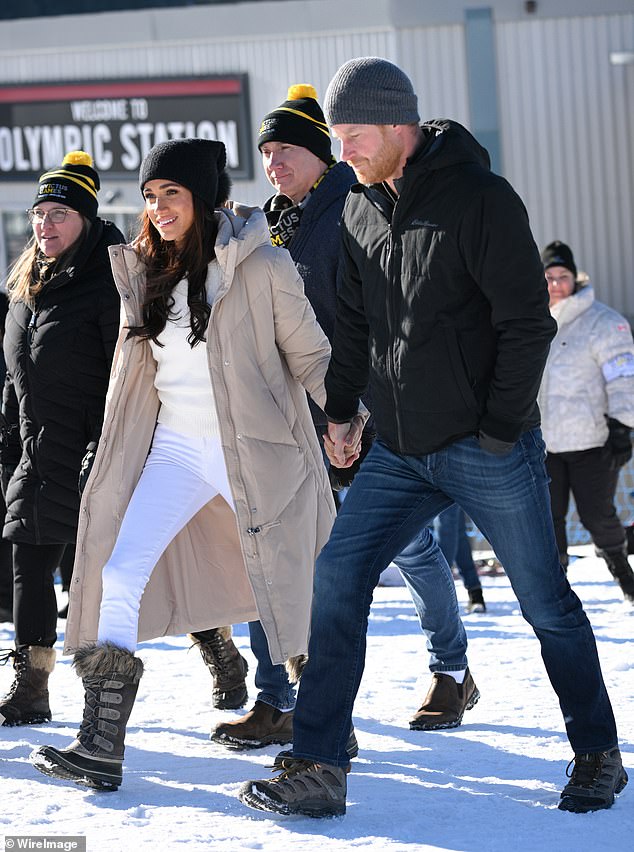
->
xmin=62 ymin=150 xmax=93 ymax=167
xmin=287 ymin=84 xmax=318 ymax=101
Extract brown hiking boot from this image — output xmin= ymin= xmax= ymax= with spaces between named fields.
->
xmin=559 ymin=747 xmax=628 ymax=812
xmin=0 ymin=646 xmax=56 ymax=726
xmin=211 ymin=700 xmax=293 ymax=750
xmin=409 ymin=668 xmax=480 ymax=730
xmin=239 ymin=759 xmax=347 ymax=817
xmin=189 ymin=627 xmax=248 ymax=710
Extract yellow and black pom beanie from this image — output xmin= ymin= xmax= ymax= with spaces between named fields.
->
xmin=34 ymin=151 xmax=100 ymax=220
xmin=258 ymin=84 xmax=333 ymax=165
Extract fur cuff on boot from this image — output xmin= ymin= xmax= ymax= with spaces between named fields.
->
xmin=285 ymin=653 xmax=308 ymax=684
xmin=25 ymin=645 xmax=56 ymax=674
xmin=73 ymin=642 xmax=144 ymax=683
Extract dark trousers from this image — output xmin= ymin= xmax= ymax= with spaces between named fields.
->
xmin=0 ymin=489 xmax=13 ymax=611
xmin=13 ymin=541 xmax=66 ymax=649
xmin=546 ymin=446 xmax=625 ymax=556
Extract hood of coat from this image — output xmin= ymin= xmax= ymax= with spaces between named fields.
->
xmin=349 ymin=119 xmax=491 ymax=201
xmin=213 ymin=204 xmax=271 ymax=296
xmin=550 ymin=282 xmax=594 ymax=325
xmin=108 ymin=205 xmax=271 ymax=319
xmin=411 ymin=119 xmax=491 ymax=172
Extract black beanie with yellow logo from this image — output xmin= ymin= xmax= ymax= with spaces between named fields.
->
xmin=258 ymin=84 xmax=333 ymax=165
xmin=34 ymin=150 xmax=100 ymax=221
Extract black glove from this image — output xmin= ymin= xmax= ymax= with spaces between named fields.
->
xmin=478 ymin=431 xmax=516 ymax=457
xmin=78 ymin=442 xmax=98 ymax=495
xmin=605 ymin=418 xmax=632 ymax=470
xmin=329 ymin=428 xmax=376 ymax=492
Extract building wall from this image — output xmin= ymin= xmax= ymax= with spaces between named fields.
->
xmin=0 ymin=0 xmax=632 ymax=322
xmin=497 ymin=11 xmax=634 ymax=319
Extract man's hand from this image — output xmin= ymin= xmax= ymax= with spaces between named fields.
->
xmin=323 ymin=416 xmax=364 ymax=468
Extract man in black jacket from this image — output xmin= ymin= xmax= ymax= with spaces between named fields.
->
xmin=213 ymin=85 xmax=479 ymax=751
xmin=239 ymin=58 xmax=626 ymax=817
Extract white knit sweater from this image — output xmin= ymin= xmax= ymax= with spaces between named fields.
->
xmin=150 ymin=262 xmax=222 ymax=438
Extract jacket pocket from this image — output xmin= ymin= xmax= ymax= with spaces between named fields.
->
xmin=443 ymin=327 xmax=478 ymax=409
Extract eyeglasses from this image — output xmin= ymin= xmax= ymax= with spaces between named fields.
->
xmin=545 ymin=273 xmax=574 ymax=286
xmin=27 ymin=207 xmax=80 ymax=224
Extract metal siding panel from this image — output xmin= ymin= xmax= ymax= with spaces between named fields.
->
xmin=497 ymin=14 xmax=634 ymax=320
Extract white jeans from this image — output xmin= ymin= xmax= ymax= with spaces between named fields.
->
xmin=97 ymin=423 xmax=234 ymax=652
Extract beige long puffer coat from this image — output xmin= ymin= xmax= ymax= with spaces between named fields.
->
xmin=64 ymin=205 xmax=336 ymax=665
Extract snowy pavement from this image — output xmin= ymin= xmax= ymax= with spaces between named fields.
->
xmin=1 ymin=549 xmax=632 ymax=851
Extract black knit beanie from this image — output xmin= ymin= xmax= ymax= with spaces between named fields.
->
xmin=258 ymin=84 xmax=333 ymax=165
xmin=324 ymin=57 xmax=420 ymax=126
xmin=34 ymin=150 xmax=100 ymax=220
xmin=541 ymin=240 xmax=578 ymax=279
xmin=139 ymin=138 xmax=228 ymax=211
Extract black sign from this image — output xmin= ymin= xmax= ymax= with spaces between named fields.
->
xmin=0 ymin=75 xmax=253 ymax=181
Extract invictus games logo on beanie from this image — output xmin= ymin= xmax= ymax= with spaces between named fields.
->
xmin=35 ymin=151 xmax=100 ymax=221
xmin=258 ymin=84 xmax=333 ymax=166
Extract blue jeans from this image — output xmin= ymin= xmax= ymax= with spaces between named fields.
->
xmin=249 ymin=447 xmax=468 ymax=708
xmin=248 ymin=620 xmax=296 ymax=711
xmin=293 ymin=430 xmax=618 ymax=766
xmin=435 ymin=503 xmax=482 ymax=591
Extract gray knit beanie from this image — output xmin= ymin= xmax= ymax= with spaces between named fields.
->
xmin=324 ymin=57 xmax=420 ymax=126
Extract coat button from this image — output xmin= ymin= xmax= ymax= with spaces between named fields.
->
xmin=224 ymin=360 xmax=230 ymax=366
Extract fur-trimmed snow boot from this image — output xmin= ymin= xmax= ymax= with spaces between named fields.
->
xmin=31 ymin=642 xmax=143 ymax=790
xmin=0 ymin=646 xmax=56 ymax=726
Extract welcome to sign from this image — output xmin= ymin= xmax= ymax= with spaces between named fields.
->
xmin=0 ymin=75 xmax=253 ymax=181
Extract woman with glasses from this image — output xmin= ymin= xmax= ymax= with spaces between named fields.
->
xmin=0 ymin=151 xmax=124 ymax=727
xmin=538 ymin=240 xmax=634 ymax=602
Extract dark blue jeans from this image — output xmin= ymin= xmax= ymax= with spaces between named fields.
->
xmin=292 ymin=430 xmax=618 ymax=766
xmin=435 ymin=503 xmax=482 ymax=591
xmin=248 ymin=619 xmax=296 ymax=710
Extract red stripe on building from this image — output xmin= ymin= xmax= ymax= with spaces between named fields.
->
xmin=0 ymin=79 xmax=242 ymax=103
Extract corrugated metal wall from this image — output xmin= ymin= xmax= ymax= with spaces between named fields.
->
xmin=497 ymin=13 xmax=634 ymax=319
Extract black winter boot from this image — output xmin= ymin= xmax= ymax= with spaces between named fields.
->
xmin=466 ymin=587 xmax=486 ymax=613
xmin=189 ymin=627 xmax=248 ymax=710
xmin=597 ymin=544 xmax=634 ymax=603
xmin=0 ymin=646 xmax=56 ymax=726
xmin=31 ymin=642 xmax=143 ymax=790
xmin=559 ymin=747 xmax=628 ymax=812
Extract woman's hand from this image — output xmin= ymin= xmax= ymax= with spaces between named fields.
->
xmin=323 ymin=415 xmax=364 ymax=468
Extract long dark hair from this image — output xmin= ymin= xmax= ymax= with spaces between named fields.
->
xmin=128 ymin=186 xmax=229 ymax=347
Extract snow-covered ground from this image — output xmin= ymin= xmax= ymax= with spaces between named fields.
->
xmin=1 ymin=547 xmax=632 ymax=852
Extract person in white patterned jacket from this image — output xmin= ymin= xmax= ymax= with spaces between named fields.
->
xmin=538 ymin=240 xmax=634 ymax=603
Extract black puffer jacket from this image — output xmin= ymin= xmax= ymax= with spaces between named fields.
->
xmin=1 ymin=218 xmax=124 ymax=544
xmin=325 ymin=120 xmax=557 ymax=455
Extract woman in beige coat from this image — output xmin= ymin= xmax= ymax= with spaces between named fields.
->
xmin=31 ymin=138 xmax=361 ymax=791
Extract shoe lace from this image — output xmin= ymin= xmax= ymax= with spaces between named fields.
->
xmin=0 ymin=648 xmax=25 ymax=699
xmin=271 ymin=758 xmax=315 ymax=783
xmin=565 ymin=752 xmax=603 ymax=787
xmin=0 ymin=649 xmax=16 ymax=667
xmin=197 ymin=632 xmax=232 ymax=677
